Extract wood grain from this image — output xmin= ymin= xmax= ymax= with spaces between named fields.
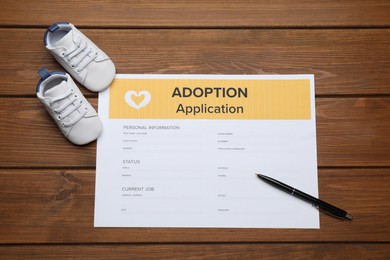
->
xmin=0 ymin=243 xmax=389 ymax=259
xmin=0 ymin=97 xmax=388 ymax=168
xmin=316 ymin=97 xmax=390 ymax=167
xmin=0 ymin=29 xmax=389 ymax=96
xmin=0 ymin=0 xmax=390 ymax=28
xmin=0 ymin=168 xmax=388 ymax=243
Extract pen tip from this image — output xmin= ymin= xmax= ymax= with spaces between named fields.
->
xmin=345 ymin=214 xmax=353 ymax=220
xmin=255 ymin=173 xmax=262 ymax=177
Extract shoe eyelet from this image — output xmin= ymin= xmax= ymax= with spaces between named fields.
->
xmin=76 ymin=69 xmax=81 ymax=73
xmin=61 ymin=122 xmax=66 ymax=127
xmin=57 ymin=115 xmax=61 ymax=120
xmin=74 ymin=94 xmax=78 ymax=98
xmin=61 ymin=53 xmax=65 ymax=57
xmin=70 ymin=88 xmax=74 ymax=93
xmin=71 ymin=65 xmax=75 ymax=68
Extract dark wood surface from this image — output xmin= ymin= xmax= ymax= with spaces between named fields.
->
xmin=0 ymin=1 xmax=389 ymax=258
xmin=1 ymin=0 xmax=390 ymax=27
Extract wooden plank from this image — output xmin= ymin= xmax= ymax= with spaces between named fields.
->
xmin=0 ymin=243 xmax=389 ymax=259
xmin=0 ymin=98 xmax=98 ymax=167
xmin=0 ymin=29 xmax=389 ymax=96
xmin=316 ymin=97 xmax=390 ymax=167
xmin=0 ymin=97 xmax=388 ymax=167
xmin=1 ymin=1 xmax=390 ymax=28
xmin=0 ymin=168 xmax=389 ymax=243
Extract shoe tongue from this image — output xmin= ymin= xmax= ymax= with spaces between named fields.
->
xmin=54 ymin=30 xmax=75 ymax=49
xmin=44 ymin=80 xmax=68 ymax=98
xmin=44 ymin=79 xmax=81 ymax=124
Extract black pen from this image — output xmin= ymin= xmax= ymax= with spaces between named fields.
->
xmin=256 ymin=173 xmax=352 ymax=220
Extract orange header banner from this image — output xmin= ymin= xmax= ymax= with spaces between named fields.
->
xmin=109 ymin=76 xmax=312 ymax=120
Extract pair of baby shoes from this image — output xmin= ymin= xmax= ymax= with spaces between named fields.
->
xmin=36 ymin=22 xmax=115 ymax=145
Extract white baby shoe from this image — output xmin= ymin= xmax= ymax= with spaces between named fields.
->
xmin=44 ymin=22 xmax=115 ymax=92
xmin=36 ymin=68 xmax=103 ymax=145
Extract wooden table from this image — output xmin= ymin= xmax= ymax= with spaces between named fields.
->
xmin=0 ymin=1 xmax=389 ymax=258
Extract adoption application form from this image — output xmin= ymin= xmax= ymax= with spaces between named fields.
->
xmin=94 ymin=74 xmax=319 ymax=228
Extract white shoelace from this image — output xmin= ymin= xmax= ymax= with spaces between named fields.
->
xmin=62 ymin=36 xmax=99 ymax=72
xmin=49 ymin=88 xmax=88 ymax=127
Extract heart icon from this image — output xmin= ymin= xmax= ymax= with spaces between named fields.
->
xmin=124 ymin=90 xmax=151 ymax=110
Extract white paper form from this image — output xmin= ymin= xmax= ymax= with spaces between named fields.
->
xmin=94 ymin=74 xmax=319 ymax=228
